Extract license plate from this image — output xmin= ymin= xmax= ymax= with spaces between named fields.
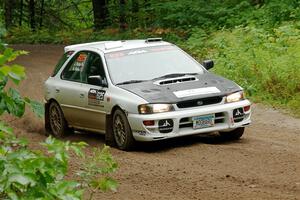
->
xmin=192 ymin=114 xmax=215 ymax=129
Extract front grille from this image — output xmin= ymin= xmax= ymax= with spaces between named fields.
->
xmin=177 ymin=96 xmax=223 ymax=109
xmin=179 ymin=112 xmax=225 ymax=129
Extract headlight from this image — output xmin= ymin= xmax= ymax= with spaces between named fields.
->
xmin=138 ymin=104 xmax=174 ymax=114
xmin=226 ymin=91 xmax=245 ymax=103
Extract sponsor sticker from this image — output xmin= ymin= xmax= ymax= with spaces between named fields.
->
xmin=88 ymin=89 xmax=106 ymax=106
xmin=233 ymin=108 xmax=244 ymax=122
xmin=128 ymin=50 xmax=148 ymax=55
xmin=107 ymin=52 xmax=125 ymax=59
xmin=150 ymin=46 xmax=174 ymax=52
xmin=173 ymin=87 xmax=221 ymax=98
xmin=69 ymin=53 xmax=87 ymax=72
xmin=233 ymin=108 xmax=244 ymax=118
xmin=158 ymin=119 xmax=173 ymax=133
xmin=77 ymin=53 xmax=87 ymax=62
xmin=136 ymin=130 xmax=147 ymax=136
xmin=106 ymin=46 xmax=176 ymax=59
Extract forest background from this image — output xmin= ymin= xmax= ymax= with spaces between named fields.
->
xmin=1 ymin=0 xmax=300 ymax=115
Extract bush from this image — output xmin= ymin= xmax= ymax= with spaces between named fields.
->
xmin=184 ymin=23 xmax=300 ymax=115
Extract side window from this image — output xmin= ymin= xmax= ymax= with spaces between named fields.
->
xmin=61 ymin=51 xmax=89 ymax=82
xmin=84 ymin=53 xmax=107 ymax=86
xmin=52 ymin=51 xmax=74 ymax=77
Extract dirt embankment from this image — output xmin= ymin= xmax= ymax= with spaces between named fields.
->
xmin=2 ymin=45 xmax=300 ymax=200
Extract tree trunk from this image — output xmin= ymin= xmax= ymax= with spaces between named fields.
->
xmin=19 ymin=0 xmax=23 ymax=26
xmin=251 ymin=0 xmax=264 ymax=6
xmin=119 ymin=0 xmax=126 ymax=31
xmin=29 ymin=0 xmax=36 ymax=31
xmin=144 ymin=0 xmax=150 ymax=28
xmin=4 ymin=0 xmax=14 ymax=29
xmin=71 ymin=0 xmax=89 ymax=27
xmin=131 ymin=0 xmax=139 ymax=27
xmin=39 ymin=0 xmax=45 ymax=28
xmin=92 ymin=0 xmax=108 ymax=30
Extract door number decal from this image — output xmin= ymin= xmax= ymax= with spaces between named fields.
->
xmin=88 ymin=89 xmax=106 ymax=106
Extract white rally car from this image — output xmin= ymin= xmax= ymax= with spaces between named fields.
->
xmin=44 ymin=38 xmax=251 ymax=150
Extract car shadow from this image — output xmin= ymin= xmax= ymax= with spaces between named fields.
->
xmin=63 ymin=131 xmax=106 ymax=147
xmin=54 ymin=131 xmax=247 ymax=153
xmin=134 ymin=133 xmax=247 ymax=153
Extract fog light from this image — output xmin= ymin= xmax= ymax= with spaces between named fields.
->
xmin=143 ymin=120 xmax=155 ymax=126
xmin=244 ymin=105 xmax=251 ymax=112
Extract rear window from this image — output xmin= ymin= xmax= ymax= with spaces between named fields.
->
xmin=51 ymin=51 xmax=74 ymax=77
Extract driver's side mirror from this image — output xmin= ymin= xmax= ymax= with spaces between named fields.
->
xmin=202 ymin=60 xmax=214 ymax=70
xmin=88 ymin=75 xmax=107 ymax=87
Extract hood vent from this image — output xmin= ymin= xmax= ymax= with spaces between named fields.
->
xmin=155 ymin=76 xmax=197 ymax=85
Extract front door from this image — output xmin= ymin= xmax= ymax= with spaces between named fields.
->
xmin=80 ymin=52 xmax=108 ymax=132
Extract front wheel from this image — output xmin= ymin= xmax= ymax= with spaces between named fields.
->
xmin=219 ymin=127 xmax=245 ymax=140
xmin=112 ymin=109 xmax=135 ymax=150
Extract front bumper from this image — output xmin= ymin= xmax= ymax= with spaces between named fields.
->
xmin=128 ymin=100 xmax=251 ymax=141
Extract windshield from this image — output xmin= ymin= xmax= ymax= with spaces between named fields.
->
xmin=105 ymin=45 xmax=204 ymax=85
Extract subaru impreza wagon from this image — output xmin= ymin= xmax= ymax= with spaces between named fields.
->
xmin=44 ymin=38 xmax=251 ymax=150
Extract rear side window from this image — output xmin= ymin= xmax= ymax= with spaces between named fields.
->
xmin=51 ymin=51 xmax=74 ymax=77
xmin=61 ymin=51 xmax=89 ymax=82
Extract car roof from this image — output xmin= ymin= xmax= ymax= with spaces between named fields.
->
xmin=64 ymin=38 xmax=172 ymax=54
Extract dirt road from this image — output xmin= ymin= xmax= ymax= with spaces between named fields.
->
xmin=3 ymin=45 xmax=300 ymax=200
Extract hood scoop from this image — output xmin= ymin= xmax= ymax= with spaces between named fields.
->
xmin=118 ymin=73 xmax=241 ymax=104
xmin=154 ymin=76 xmax=198 ymax=85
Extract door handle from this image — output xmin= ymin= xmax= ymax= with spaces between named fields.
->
xmin=80 ymin=93 xmax=84 ymax=98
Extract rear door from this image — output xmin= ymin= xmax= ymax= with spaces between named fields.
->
xmin=56 ymin=51 xmax=90 ymax=127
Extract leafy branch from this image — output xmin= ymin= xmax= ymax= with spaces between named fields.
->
xmin=0 ymin=44 xmax=118 ymax=199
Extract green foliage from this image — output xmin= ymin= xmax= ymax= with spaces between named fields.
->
xmin=144 ymin=0 xmax=300 ymax=29
xmin=0 ymin=132 xmax=118 ymax=199
xmin=0 ymin=45 xmax=118 ymax=199
xmin=184 ymin=22 xmax=300 ymax=115
xmin=3 ymin=0 xmax=300 ymax=45
xmin=0 ymin=134 xmax=86 ymax=200
xmin=77 ymin=146 xmax=118 ymax=199
xmin=0 ymin=46 xmax=44 ymax=118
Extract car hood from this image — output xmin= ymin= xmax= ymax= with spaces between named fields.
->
xmin=117 ymin=73 xmax=242 ymax=103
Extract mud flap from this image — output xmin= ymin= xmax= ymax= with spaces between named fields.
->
xmin=44 ymin=102 xmax=51 ymax=136
xmin=105 ymin=114 xmax=116 ymax=147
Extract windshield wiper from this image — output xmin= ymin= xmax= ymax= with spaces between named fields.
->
xmin=116 ymin=80 xmax=146 ymax=85
xmin=152 ymin=73 xmax=198 ymax=80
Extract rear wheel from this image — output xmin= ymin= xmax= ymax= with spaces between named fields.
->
xmin=48 ymin=101 xmax=70 ymax=138
xmin=219 ymin=127 xmax=245 ymax=140
xmin=112 ymin=109 xmax=135 ymax=150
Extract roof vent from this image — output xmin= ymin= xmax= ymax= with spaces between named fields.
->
xmin=105 ymin=41 xmax=123 ymax=50
xmin=146 ymin=38 xmax=163 ymax=43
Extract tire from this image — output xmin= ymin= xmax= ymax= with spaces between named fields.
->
xmin=112 ymin=109 xmax=135 ymax=150
xmin=219 ymin=127 xmax=245 ymax=140
xmin=48 ymin=101 xmax=70 ymax=138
